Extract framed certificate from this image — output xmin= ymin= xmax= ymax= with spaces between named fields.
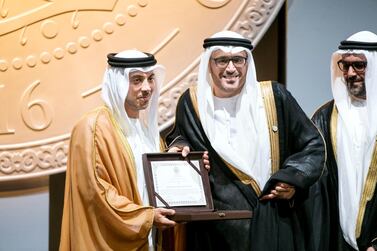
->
xmin=143 ymin=152 xmax=212 ymax=211
xmin=143 ymin=152 xmax=252 ymax=222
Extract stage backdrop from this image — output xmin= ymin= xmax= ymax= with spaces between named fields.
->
xmin=0 ymin=1 xmax=285 ymax=250
xmin=0 ymin=0 xmax=285 ymax=183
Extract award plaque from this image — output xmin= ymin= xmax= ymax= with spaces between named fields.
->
xmin=142 ymin=152 xmax=252 ymax=222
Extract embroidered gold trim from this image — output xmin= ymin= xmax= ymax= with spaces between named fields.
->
xmin=330 ymin=105 xmax=338 ymax=161
xmin=260 ymin=81 xmax=280 ymax=175
xmin=223 ymin=159 xmax=262 ymax=196
xmin=91 ymin=107 xmax=145 ymax=206
xmin=92 ymin=107 xmax=104 ymax=182
xmin=189 ymin=86 xmax=262 ymax=195
xmin=159 ymin=137 xmax=166 ymax=152
xmin=331 ymin=104 xmax=377 ymax=238
xmin=102 ymin=106 xmax=139 ymax=185
xmin=189 ymin=85 xmax=199 ymax=118
xmin=356 ymin=140 xmax=377 ymax=238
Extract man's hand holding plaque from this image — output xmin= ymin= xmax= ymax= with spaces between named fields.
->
xmin=143 ymin=152 xmax=252 ymax=222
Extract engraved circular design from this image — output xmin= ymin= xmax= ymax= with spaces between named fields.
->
xmin=138 ymin=0 xmax=149 ymax=7
xmin=12 ymin=58 xmax=23 ymax=70
xmin=41 ymin=20 xmax=59 ymax=39
xmin=53 ymin=48 xmax=65 ymax=59
xmin=0 ymin=60 xmax=8 ymax=72
xmin=66 ymin=42 xmax=78 ymax=54
xmin=115 ymin=14 xmax=126 ymax=26
xmin=197 ymin=0 xmax=231 ymax=9
xmin=92 ymin=29 xmax=103 ymax=41
xmin=0 ymin=142 xmax=68 ymax=179
xmin=26 ymin=55 xmax=37 ymax=68
xmin=0 ymin=0 xmax=285 ymax=183
xmin=0 ymin=2 xmax=149 ymax=72
xmin=40 ymin=52 xmax=52 ymax=64
xmin=78 ymin=36 xmax=90 ymax=48
xmin=103 ymin=22 xmax=115 ymax=33
xmin=127 ymin=5 xmax=138 ymax=17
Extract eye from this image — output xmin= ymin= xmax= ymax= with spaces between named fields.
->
xmin=148 ymin=75 xmax=155 ymax=82
xmin=337 ymin=60 xmax=349 ymax=72
xmin=353 ymin=61 xmax=366 ymax=71
xmin=131 ymin=77 xmax=143 ymax=84
xmin=232 ymin=56 xmax=244 ymax=64
xmin=342 ymin=62 xmax=350 ymax=70
xmin=215 ymin=57 xmax=229 ymax=65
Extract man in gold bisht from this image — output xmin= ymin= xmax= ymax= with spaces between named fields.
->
xmin=59 ymin=50 xmax=178 ymax=251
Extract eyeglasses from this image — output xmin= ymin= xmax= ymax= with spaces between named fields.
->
xmin=337 ymin=60 xmax=367 ymax=73
xmin=211 ymin=56 xmax=248 ymax=68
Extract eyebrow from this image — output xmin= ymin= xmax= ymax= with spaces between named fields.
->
xmin=130 ymin=72 xmax=155 ymax=81
xmin=130 ymin=75 xmax=143 ymax=78
xmin=341 ymin=60 xmax=367 ymax=62
xmin=129 ymin=76 xmax=145 ymax=83
xmin=341 ymin=54 xmax=367 ymax=60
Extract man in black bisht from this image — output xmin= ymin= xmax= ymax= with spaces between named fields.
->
xmin=165 ymin=30 xmax=325 ymax=251
xmin=311 ymin=31 xmax=377 ymax=251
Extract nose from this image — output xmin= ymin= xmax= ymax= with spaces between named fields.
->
xmin=225 ymin=60 xmax=236 ymax=73
xmin=141 ymin=79 xmax=152 ymax=92
xmin=347 ymin=65 xmax=357 ymax=76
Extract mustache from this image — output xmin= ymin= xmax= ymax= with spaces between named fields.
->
xmin=346 ymin=77 xmax=363 ymax=83
xmin=139 ymin=92 xmax=152 ymax=98
xmin=141 ymin=89 xmax=152 ymax=94
xmin=222 ymin=73 xmax=239 ymax=77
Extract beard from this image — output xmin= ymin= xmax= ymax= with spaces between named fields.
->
xmin=346 ymin=80 xmax=366 ymax=100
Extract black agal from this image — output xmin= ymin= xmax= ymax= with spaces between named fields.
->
xmin=107 ymin=53 xmax=157 ymax=68
xmin=203 ymin=37 xmax=253 ymax=50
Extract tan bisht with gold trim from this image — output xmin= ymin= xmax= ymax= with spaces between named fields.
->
xmin=59 ymin=106 xmax=154 ymax=251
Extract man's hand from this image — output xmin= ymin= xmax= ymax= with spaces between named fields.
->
xmin=367 ymin=247 xmax=376 ymax=251
xmin=153 ymin=208 xmax=176 ymax=230
xmin=260 ymin=182 xmax=295 ymax=201
xmin=169 ymin=147 xmax=210 ymax=171
xmin=168 ymin=145 xmax=190 ymax=157
xmin=202 ymin=151 xmax=210 ymax=171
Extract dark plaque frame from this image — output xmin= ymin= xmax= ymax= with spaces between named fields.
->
xmin=143 ymin=152 xmax=252 ymax=221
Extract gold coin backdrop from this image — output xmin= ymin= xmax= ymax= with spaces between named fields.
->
xmin=0 ymin=0 xmax=284 ymax=182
